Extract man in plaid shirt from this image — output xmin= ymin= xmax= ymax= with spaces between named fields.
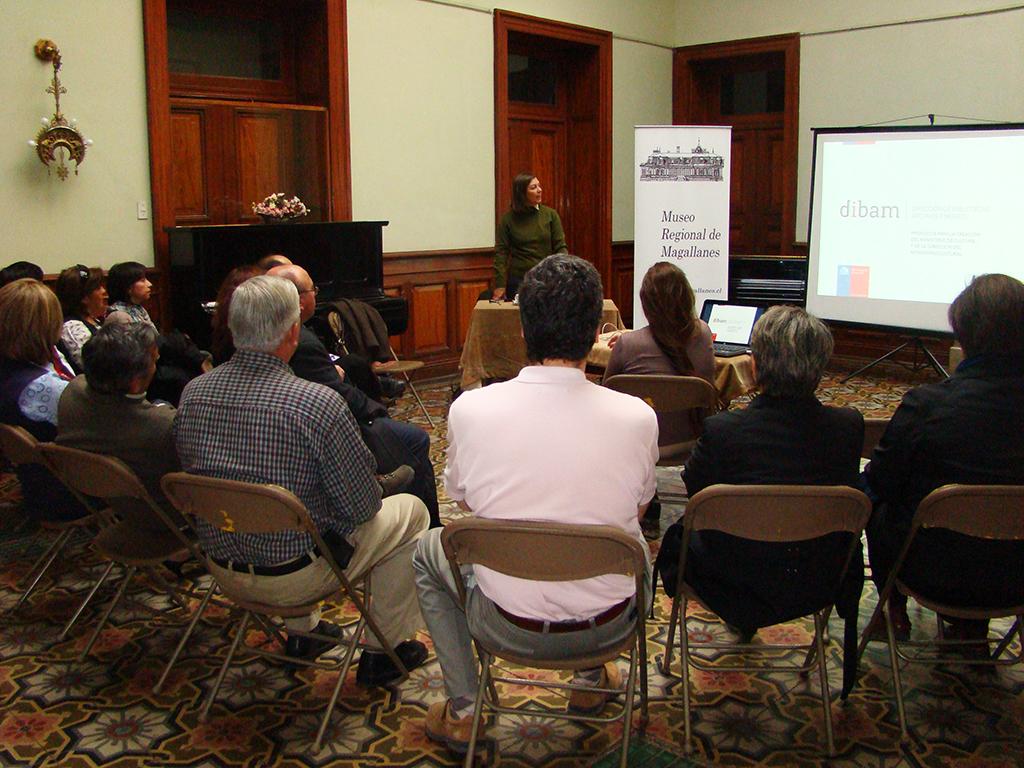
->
xmin=175 ymin=275 xmax=429 ymax=684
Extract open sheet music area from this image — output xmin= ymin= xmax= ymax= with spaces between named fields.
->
xmin=458 ymin=299 xmax=755 ymax=405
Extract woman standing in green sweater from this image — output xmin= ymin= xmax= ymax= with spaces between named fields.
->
xmin=492 ymin=173 xmax=568 ymax=300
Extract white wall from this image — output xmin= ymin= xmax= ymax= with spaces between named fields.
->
xmin=348 ymin=0 xmax=675 ymax=251
xmin=674 ymin=1 xmax=1024 ymax=244
xmin=0 ymin=1 xmax=154 ymax=273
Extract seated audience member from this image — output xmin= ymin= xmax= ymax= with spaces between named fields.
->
xmin=105 ymin=261 xmax=210 ymax=405
xmin=603 ymin=261 xmax=715 ymax=384
xmin=255 ymin=253 xmax=291 ymax=272
xmin=55 ymin=264 xmax=107 ymax=372
xmin=603 ymin=261 xmax=715 ymax=535
xmin=671 ymin=305 xmax=864 ymax=642
xmin=0 ymin=261 xmax=44 ymax=288
xmin=210 ymin=265 xmax=262 ymax=365
xmin=0 ymin=279 xmax=86 ymax=521
xmin=413 ymin=254 xmax=658 ymax=754
xmin=174 ymin=275 xmax=429 ymax=678
xmin=865 ymin=273 xmax=1024 ymax=643
xmin=267 ymin=264 xmax=441 ymax=528
xmin=56 ymin=323 xmax=181 ymax=533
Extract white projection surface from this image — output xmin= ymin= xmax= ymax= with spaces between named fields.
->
xmin=807 ymin=126 xmax=1024 ymax=333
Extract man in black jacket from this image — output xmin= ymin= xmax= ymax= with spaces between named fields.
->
xmin=865 ymin=274 xmax=1024 ymax=640
xmin=269 ymin=265 xmax=440 ymax=528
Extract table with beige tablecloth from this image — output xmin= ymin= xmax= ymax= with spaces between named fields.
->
xmin=459 ymin=300 xmax=624 ymax=389
xmin=589 ymin=330 xmax=756 ymax=407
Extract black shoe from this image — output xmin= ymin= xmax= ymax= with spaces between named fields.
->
xmin=285 ymin=620 xmax=344 ymax=663
xmin=727 ymin=624 xmax=757 ymax=644
xmin=355 ymin=639 xmax=428 ymax=687
xmin=378 ymin=375 xmax=407 ymax=399
xmin=377 ymin=464 xmax=415 ymax=497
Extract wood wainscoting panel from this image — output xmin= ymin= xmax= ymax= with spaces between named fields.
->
xmin=610 ymin=241 xmax=634 ymax=328
xmin=409 ymin=284 xmax=450 ymax=355
xmin=457 ymin=281 xmax=490 ymax=344
xmin=384 ymin=247 xmax=493 ymax=379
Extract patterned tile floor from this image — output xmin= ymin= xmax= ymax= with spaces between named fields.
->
xmin=1 ymin=366 xmax=1022 ymax=767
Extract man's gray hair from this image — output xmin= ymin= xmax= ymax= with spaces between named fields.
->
xmin=751 ymin=305 xmax=833 ymax=398
xmin=82 ymin=323 xmax=159 ymax=395
xmin=228 ymin=275 xmax=300 ymax=353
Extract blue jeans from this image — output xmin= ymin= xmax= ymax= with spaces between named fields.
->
xmin=380 ymin=417 xmax=440 ymax=528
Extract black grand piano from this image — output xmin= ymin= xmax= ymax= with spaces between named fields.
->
xmin=167 ymin=221 xmax=406 ymax=350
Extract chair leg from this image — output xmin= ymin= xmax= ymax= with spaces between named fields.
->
xmin=153 ymin=582 xmax=215 ymax=694
xmin=349 ymin=574 xmax=409 ymax=682
xmin=813 ymin=611 xmax=836 ymax=757
xmin=405 ymin=378 xmax=436 ymax=430
xmin=856 ymin=598 xmax=885 ymax=663
xmin=79 ymin=566 xmax=135 ymax=662
xmin=619 ymin=646 xmax=638 ymax=768
xmin=464 ymin=651 xmax=491 ymax=768
xmin=313 ymin=621 xmax=363 ymax=753
xmin=679 ymin=597 xmax=693 ymax=754
xmin=15 ymin=527 xmax=71 ymax=593
xmin=662 ymin=594 xmax=680 ymax=675
xmin=992 ymin=617 xmax=1022 ymax=660
xmin=200 ymin=611 xmax=250 ymax=722
xmin=883 ymin=604 xmax=909 ymax=740
xmin=143 ymin=566 xmax=190 ymax=613
xmin=61 ymin=560 xmax=115 ymax=639
xmin=638 ymin=624 xmax=650 ymax=731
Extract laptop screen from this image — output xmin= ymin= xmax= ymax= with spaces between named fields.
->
xmin=700 ymin=302 xmax=762 ymax=345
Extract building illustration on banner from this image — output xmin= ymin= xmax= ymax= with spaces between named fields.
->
xmin=639 ymin=141 xmax=724 ymax=182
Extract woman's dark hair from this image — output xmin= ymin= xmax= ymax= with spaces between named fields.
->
xmin=511 ymin=172 xmax=537 ymax=213
xmin=106 ymin=261 xmax=148 ymax=304
xmin=518 ymin=254 xmax=603 ymax=363
xmin=0 ymin=261 xmax=44 ymax=288
xmin=948 ymin=273 xmax=1024 ymax=359
xmin=639 ymin=262 xmax=697 ymax=375
xmin=55 ymin=264 xmax=104 ymax=319
xmin=211 ymin=265 xmax=262 ymax=364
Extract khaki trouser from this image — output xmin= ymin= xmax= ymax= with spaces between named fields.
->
xmin=208 ymin=493 xmax=428 ymax=648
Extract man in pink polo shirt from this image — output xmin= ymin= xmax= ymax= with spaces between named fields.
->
xmin=413 ymin=254 xmax=659 ymax=755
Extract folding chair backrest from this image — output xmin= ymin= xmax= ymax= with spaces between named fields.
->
xmin=914 ymin=484 xmax=1024 ymax=540
xmin=685 ymin=484 xmax=872 ymax=542
xmin=861 ymin=417 xmax=890 ymax=460
xmin=37 ymin=443 xmax=148 ymax=502
xmin=604 ymin=374 xmax=718 ymax=456
xmin=0 ymin=424 xmax=41 ymax=467
xmin=161 ymin=472 xmax=314 ymax=538
xmin=441 ymin=518 xmax=646 ymax=583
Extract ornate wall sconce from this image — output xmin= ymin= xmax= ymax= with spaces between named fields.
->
xmin=28 ymin=39 xmax=92 ymax=180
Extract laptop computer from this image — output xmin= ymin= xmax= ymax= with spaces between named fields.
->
xmin=699 ymin=300 xmax=766 ymax=357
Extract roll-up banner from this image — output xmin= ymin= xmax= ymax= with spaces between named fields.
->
xmin=633 ymin=125 xmax=731 ymax=328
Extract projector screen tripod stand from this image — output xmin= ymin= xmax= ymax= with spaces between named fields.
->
xmin=841 ymin=336 xmax=948 ymax=384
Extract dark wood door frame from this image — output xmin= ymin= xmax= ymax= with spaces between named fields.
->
xmin=494 ymin=11 xmax=612 ymax=291
xmin=141 ymin=0 xmax=352 ymax=327
xmin=673 ymin=33 xmax=799 ymax=255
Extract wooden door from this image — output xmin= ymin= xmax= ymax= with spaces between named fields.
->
xmin=169 ymin=100 xmax=327 ymax=226
xmin=507 ymin=118 xmax=568 ymax=238
xmin=673 ymin=35 xmax=799 ymax=256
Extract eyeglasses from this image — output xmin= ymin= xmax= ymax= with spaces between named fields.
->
xmin=299 ymin=285 xmax=320 ymax=296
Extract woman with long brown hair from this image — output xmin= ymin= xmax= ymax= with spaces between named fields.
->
xmin=603 ymin=261 xmax=715 ymax=383
xmin=55 ymin=264 xmax=107 ymax=372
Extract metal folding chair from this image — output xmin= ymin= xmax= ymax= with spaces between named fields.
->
xmin=36 ymin=444 xmax=200 ymax=663
xmin=441 ymin=518 xmax=649 ymax=768
xmin=0 ymin=425 xmax=93 ymax=613
xmin=856 ymin=484 xmax=1024 ymax=741
xmin=161 ymin=472 xmax=410 ymax=752
xmin=664 ymin=484 xmax=871 ymax=757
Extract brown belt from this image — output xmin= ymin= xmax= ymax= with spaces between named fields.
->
xmin=495 ymin=598 xmax=631 ymax=634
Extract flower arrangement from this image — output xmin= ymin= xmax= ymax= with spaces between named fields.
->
xmin=252 ymin=192 xmax=308 ymax=221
